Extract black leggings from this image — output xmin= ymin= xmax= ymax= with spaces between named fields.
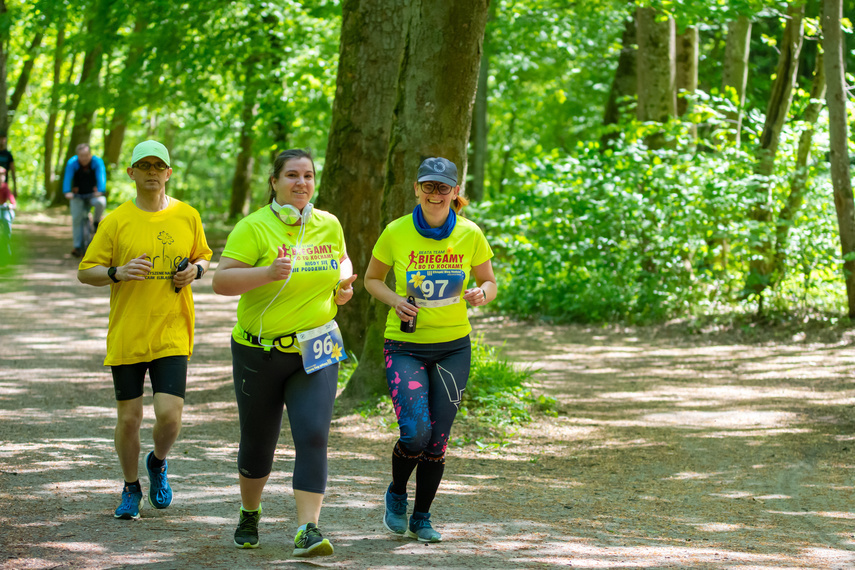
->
xmin=231 ymin=338 xmax=338 ymax=494
xmin=384 ymin=336 xmax=471 ymax=456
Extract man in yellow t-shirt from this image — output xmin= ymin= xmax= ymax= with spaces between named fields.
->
xmin=78 ymin=140 xmax=212 ymax=521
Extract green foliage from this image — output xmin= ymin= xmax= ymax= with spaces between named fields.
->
xmin=473 ymin=88 xmax=845 ymax=323
xmin=7 ymin=0 xmax=340 ymax=211
xmin=4 ymin=0 xmax=855 ymax=326
xmin=459 ymin=336 xmax=552 ymax=428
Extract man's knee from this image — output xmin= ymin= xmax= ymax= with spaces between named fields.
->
xmin=116 ymin=402 xmax=143 ymax=433
xmin=153 ymin=393 xmax=184 ymax=429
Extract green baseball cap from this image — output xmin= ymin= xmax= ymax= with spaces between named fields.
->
xmin=131 ymin=140 xmax=170 ymax=167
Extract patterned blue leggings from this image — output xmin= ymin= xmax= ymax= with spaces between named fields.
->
xmin=384 ymin=336 xmax=471 ymax=456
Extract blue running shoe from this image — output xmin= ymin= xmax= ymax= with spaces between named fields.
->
xmin=406 ymin=511 xmax=441 ymax=542
xmin=146 ymin=451 xmax=172 ymax=509
xmin=114 ymin=484 xmax=142 ymax=520
xmin=383 ymin=484 xmax=408 ymax=534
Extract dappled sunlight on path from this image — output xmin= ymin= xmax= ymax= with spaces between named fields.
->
xmin=3 ymin=213 xmax=855 ymax=569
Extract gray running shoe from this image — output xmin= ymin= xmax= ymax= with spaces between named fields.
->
xmin=406 ymin=512 xmax=442 ymax=542
xmin=293 ymin=522 xmax=333 ymax=557
xmin=383 ymin=484 xmax=408 ymax=534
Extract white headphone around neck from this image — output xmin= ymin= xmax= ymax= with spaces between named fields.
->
xmin=271 ymin=201 xmax=313 ymax=225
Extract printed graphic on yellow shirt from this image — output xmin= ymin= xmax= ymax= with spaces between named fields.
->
xmin=142 ymin=230 xmax=188 ymax=280
xmin=405 ymin=246 xmax=465 ymax=308
xmin=289 ymin=243 xmax=340 ymax=274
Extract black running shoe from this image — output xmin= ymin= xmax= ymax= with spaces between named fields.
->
xmin=234 ymin=507 xmax=261 ymax=548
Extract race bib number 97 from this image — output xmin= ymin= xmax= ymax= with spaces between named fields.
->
xmin=406 ymin=269 xmax=465 ymax=308
xmin=297 ymin=320 xmax=347 ymax=374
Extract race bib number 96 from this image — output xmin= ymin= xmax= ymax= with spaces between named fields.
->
xmin=297 ymin=320 xmax=347 ymax=374
xmin=406 ymin=269 xmax=465 ymax=308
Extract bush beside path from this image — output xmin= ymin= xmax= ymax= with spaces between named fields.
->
xmin=2 ymin=212 xmax=855 ymax=569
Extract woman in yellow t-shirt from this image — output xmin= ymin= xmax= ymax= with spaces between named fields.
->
xmin=364 ymin=157 xmax=497 ymax=543
xmin=212 ymin=149 xmax=356 ymax=557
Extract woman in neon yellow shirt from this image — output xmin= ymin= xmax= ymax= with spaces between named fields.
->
xmin=364 ymin=157 xmax=497 ymax=542
xmin=213 ymin=149 xmax=356 ymax=557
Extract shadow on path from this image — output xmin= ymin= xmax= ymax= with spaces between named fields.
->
xmin=2 ymin=212 xmax=855 ymax=569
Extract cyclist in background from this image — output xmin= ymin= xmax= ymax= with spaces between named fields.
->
xmin=64 ymin=143 xmax=106 ymax=257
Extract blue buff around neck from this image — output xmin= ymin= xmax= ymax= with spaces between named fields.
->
xmin=413 ymin=205 xmax=456 ymax=241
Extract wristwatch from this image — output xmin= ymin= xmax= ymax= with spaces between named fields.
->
xmin=107 ymin=266 xmax=119 ymax=283
xmin=195 ymin=264 xmax=204 ymax=280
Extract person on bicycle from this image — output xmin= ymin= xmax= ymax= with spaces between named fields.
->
xmin=64 ymin=143 xmax=107 ymax=257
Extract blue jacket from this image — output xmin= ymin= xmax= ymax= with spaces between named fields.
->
xmin=63 ymin=155 xmax=106 ymax=195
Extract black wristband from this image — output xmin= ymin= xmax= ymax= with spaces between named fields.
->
xmin=195 ymin=264 xmax=204 ymax=280
xmin=107 ymin=266 xmax=119 ymax=283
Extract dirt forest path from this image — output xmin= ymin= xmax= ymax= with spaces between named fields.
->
xmin=3 ymin=212 xmax=855 ymax=569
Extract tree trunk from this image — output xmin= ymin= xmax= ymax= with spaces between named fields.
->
xmin=62 ymin=0 xmax=110 ymax=175
xmin=44 ymin=23 xmax=65 ymax=200
xmin=267 ymin=116 xmax=290 ymax=164
xmin=722 ymin=16 xmax=752 ymax=144
xmin=49 ymin=47 xmax=79 ymax=207
xmin=341 ymin=0 xmax=490 ymax=404
xmin=9 ymin=29 xmax=45 ymax=121
xmin=746 ymin=4 xmax=804 ymax=301
xmin=773 ymin=49 xmax=825 ymax=286
xmin=316 ymin=0 xmax=412 ymax=362
xmin=602 ymin=12 xmax=637 ymax=147
xmin=496 ymin=111 xmax=517 ymax=195
xmin=636 ymin=7 xmax=676 ymax=148
xmin=675 ymin=26 xmax=697 ymax=117
xmin=104 ymin=17 xmax=147 ymax=176
xmin=467 ymin=1 xmax=496 ymax=203
xmin=0 ymin=0 xmax=8 ymax=135
xmin=228 ymin=68 xmax=258 ymax=221
xmin=823 ymin=0 xmax=855 ymax=317
xmin=468 ymin=33 xmax=489 ymax=203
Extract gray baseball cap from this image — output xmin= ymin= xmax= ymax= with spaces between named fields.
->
xmin=417 ymin=157 xmax=458 ymax=186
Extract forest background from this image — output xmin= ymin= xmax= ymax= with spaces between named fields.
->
xmin=3 ymin=0 xmax=855 ymax=400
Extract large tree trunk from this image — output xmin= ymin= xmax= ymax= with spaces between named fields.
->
xmin=602 ymin=12 xmax=637 ymax=148
xmin=44 ymin=23 xmax=65 ymax=200
xmin=316 ymin=0 xmax=411 ymax=361
xmin=722 ymin=16 xmax=752 ymax=144
xmin=773 ymin=49 xmax=825 ymax=286
xmin=746 ymin=4 xmax=804 ymax=303
xmin=823 ymin=0 xmax=855 ymax=317
xmin=636 ymin=7 xmax=675 ymax=148
xmin=341 ymin=0 xmax=490 ymax=404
